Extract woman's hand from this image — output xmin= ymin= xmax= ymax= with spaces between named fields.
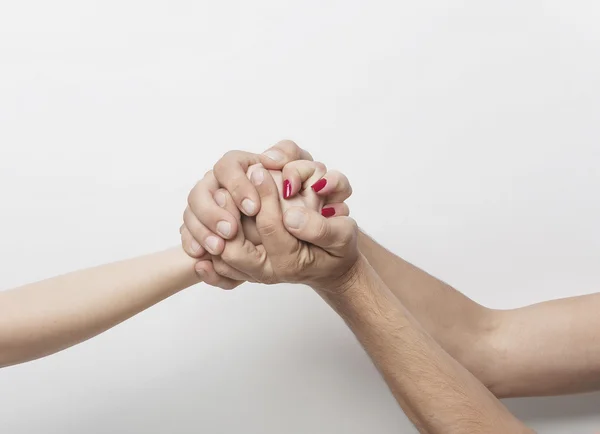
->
xmin=180 ymin=142 xmax=352 ymax=290
xmin=181 ymin=140 xmax=312 ymax=258
xmin=210 ymin=166 xmax=359 ymax=294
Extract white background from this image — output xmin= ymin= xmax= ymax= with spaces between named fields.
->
xmin=1 ymin=1 xmax=599 ymax=432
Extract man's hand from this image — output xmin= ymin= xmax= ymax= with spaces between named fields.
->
xmin=211 ymin=166 xmax=358 ymax=293
xmin=181 ymin=140 xmax=312 ymax=258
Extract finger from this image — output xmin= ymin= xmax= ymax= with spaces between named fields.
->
xmin=181 ymin=224 xmax=206 ymax=258
xmin=283 ymin=207 xmax=358 ymax=256
xmin=213 ymin=151 xmax=263 ymax=216
xmin=195 ymin=260 xmax=243 ymax=290
xmin=183 ymin=206 xmax=225 ymax=256
xmin=213 ymin=187 xmax=241 ymax=220
xmin=251 ymin=167 xmax=298 ymax=255
xmin=281 ymin=160 xmax=327 ymax=199
xmin=310 ymin=170 xmax=353 ymax=204
xmin=320 ymin=202 xmax=350 ymax=218
xmin=221 ymin=241 xmax=275 ymax=285
xmin=216 ymin=186 xmax=271 ymax=281
xmin=258 ymin=139 xmax=313 ymax=170
xmin=188 ymin=171 xmax=239 ymax=240
xmin=212 ymin=256 xmax=253 ymax=282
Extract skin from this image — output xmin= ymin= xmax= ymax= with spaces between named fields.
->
xmin=184 ymin=141 xmax=600 ymax=398
xmin=182 ymin=140 xmax=600 ymax=429
xmin=358 ymin=233 xmax=600 ymax=398
xmin=191 ymin=166 xmax=532 ymax=433
xmin=181 ymin=140 xmax=349 ymax=287
xmin=0 ymin=247 xmax=200 ymax=368
xmin=0 ymin=146 xmax=348 ymax=368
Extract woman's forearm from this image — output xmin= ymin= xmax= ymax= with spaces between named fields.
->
xmin=0 ymin=247 xmax=200 ymax=368
xmin=320 ymin=256 xmax=532 ymax=434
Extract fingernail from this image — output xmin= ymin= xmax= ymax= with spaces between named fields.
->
xmin=263 ymin=149 xmax=284 ymax=162
xmin=196 ymin=267 xmax=205 ymax=278
xmin=216 ymin=220 xmax=231 ymax=237
xmin=311 ymin=178 xmax=327 ymax=193
xmin=242 ymin=198 xmax=256 ymax=215
xmin=251 ymin=169 xmax=264 ymax=186
xmin=321 ymin=207 xmax=335 ymax=218
xmin=283 ymin=179 xmax=292 ymax=199
xmin=205 ymin=236 xmax=220 ymax=254
xmin=284 ymin=209 xmax=306 ymax=229
xmin=214 ymin=191 xmax=226 ymax=208
xmin=191 ymin=240 xmax=201 ymax=252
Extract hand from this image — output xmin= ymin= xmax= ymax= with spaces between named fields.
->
xmin=211 ymin=166 xmax=359 ymax=294
xmin=181 ymin=159 xmax=352 ymax=290
xmin=181 ymin=140 xmax=312 ymax=258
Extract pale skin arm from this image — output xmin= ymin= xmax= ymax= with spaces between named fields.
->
xmin=321 ymin=257 xmax=533 ymax=434
xmin=359 ymin=232 xmax=600 ymax=397
xmin=0 ymin=247 xmax=200 ymax=368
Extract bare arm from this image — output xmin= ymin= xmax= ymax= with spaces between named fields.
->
xmin=0 ymin=247 xmax=200 ymax=368
xmin=210 ymin=167 xmax=531 ymax=433
xmin=359 ymin=231 xmax=600 ymax=397
xmin=322 ymin=256 xmax=533 ymax=434
xmin=489 ymin=293 xmax=600 ymax=397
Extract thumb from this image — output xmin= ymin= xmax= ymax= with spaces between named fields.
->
xmin=283 ymin=207 xmax=358 ymax=256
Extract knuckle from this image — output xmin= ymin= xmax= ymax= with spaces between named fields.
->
xmin=256 ymin=220 xmax=278 ymax=238
xmin=338 ymin=219 xmax=359 ymax=247
xmin=341 ymin=175 xmax=353 ymax=195
xmin=315 ymin=218 xmax=331 ymax=242
xmin=277 ymin=139 xmax=300 ymax=156
xmin=229 ymin=175 xmax=249 ymax=197
xmin=314 ymin=161 xmax=327 ymax=173
xmin=182 ymin=207 xmax=194 ymax=226
xmin=222 ymin=150 xmax=239 ymax=161
xmin=213 ymin=152 xmax=237 ymax=175
xmin=187 ymin=183 xmax=200 ymax=205
xmin=188 ymin=179 xmax=211 ymax=207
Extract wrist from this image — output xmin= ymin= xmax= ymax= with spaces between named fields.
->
xmin=314 ymin=254 xmax=369 ymax=296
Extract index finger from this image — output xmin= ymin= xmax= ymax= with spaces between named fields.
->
xmin=213 ymin=150 xmax=262 ymax=216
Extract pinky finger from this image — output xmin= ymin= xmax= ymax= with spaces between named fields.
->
xmin=195 ymin=260 xmax=244 ymax=290
xmin=320 ymin=202 xmax=350 ymax=218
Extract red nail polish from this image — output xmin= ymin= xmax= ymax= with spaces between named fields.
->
xmin=311 ymin=178 xmax=327 ymax=193
xmin=321 ymin=207 xmax=335 ymax=217
xmin=283 ymin=179 xmax=292 ymax=199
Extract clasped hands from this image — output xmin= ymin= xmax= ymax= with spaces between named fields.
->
xmin=180 ymin=140 xmax=362 ymax=294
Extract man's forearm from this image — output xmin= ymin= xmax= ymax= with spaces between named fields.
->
xmin=320 ymin=255 xmax=532 ymax=434
xmin=0 ymin=247 xmax=200 ymax=367
xmin=358 ymin=232 xmax=497 ymax=379
xmin=359 ymin=231 xmax=600 ymax=397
